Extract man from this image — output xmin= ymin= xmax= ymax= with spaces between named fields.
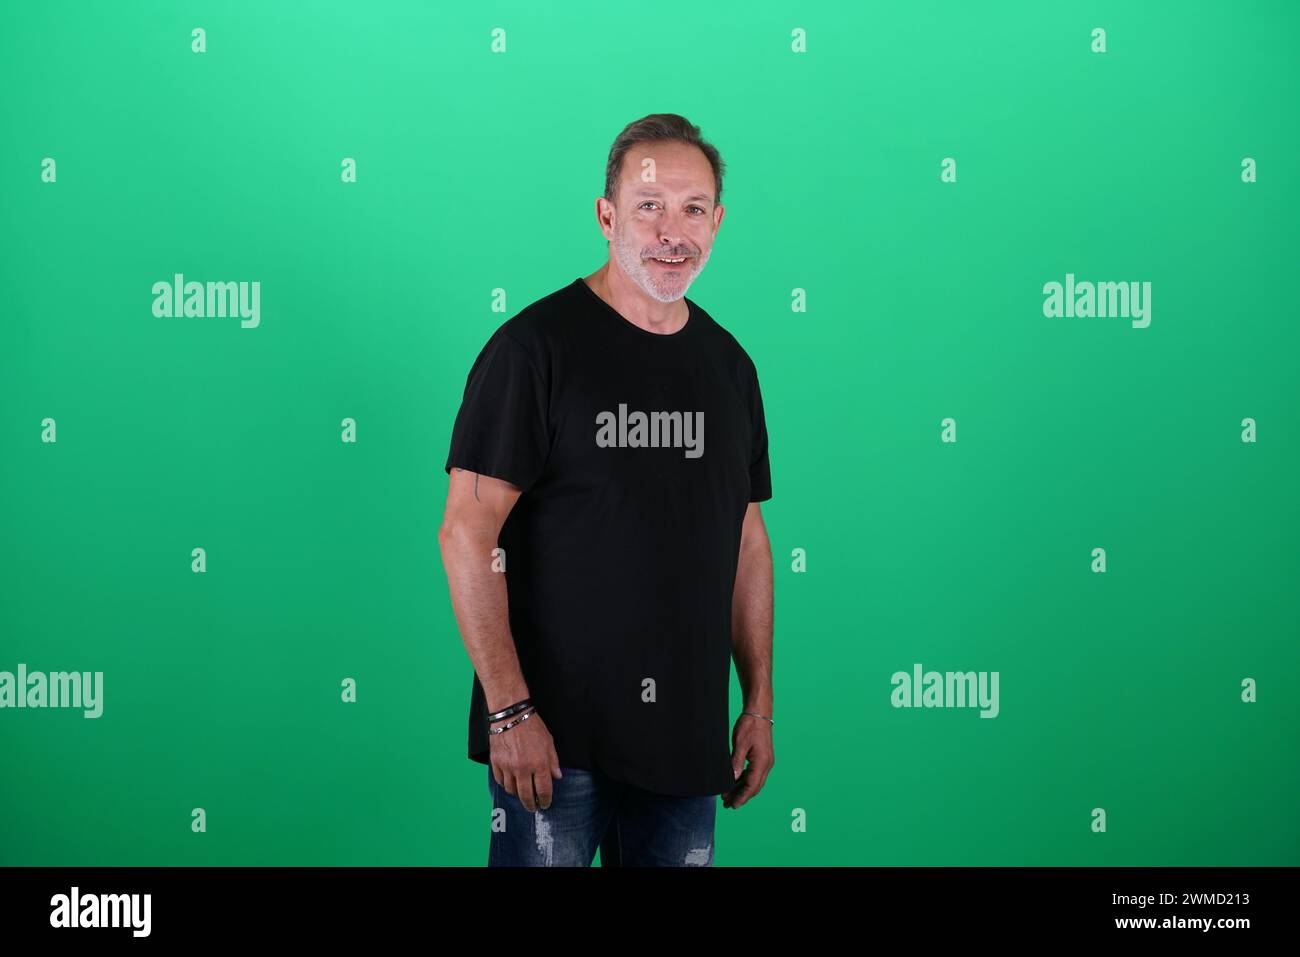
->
xmin=438 ymin=113 xmax=774 ymax=867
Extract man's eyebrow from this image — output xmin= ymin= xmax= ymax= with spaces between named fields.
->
xmin=633 ymin=188 xmax=714 ymax=204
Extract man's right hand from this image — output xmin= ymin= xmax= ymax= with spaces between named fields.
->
xmin=489 ymin=711 xmax=563 ymax=812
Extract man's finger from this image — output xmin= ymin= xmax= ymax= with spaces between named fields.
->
xmin=727 ymin=757 xmax=774 ymax=808
xmin=723 ymin=766 xmax=753 ymax=808
xmin=533 ymin=769 xmax=554 ymax=810
xmin=730 ymin=743 xmax=752 ymax=782
xmin=517 ymin=770 xmax=538 ymax=812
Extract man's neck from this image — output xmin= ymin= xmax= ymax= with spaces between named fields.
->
xmin=583 ymin=264 xmax=689 ymax=335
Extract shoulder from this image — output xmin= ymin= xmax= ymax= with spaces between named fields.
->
xmin=476 ymin=280 xmax=584 ymax=375
xmin=688 ymin=296 xmax=762 ymax=382
xmin=496 ymin=280 xmax=590 ymax=351
xmin=501 ymin=281 xmax=578 ymax=340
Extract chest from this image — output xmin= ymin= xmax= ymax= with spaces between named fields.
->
xmin=545 ymin=350 xmax=752 ymax=493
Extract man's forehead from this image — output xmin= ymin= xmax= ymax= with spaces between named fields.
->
xmin=622 ymin=144 xmax=714 ymax=199
xmin=624 ymin=170 xmax=713 ymax=204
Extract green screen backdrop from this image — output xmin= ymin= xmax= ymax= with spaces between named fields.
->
xmin=2 ymin=0 xmax=1297 ymax=866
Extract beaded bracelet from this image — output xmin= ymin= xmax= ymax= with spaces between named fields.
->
xmin=488 ymin=706 xmax=537 ymax=735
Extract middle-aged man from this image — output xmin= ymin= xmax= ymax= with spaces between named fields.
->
xmin=438 ymin=113 xmax=774 ymax=867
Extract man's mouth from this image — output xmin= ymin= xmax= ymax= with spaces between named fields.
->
xmin=650 ymin=256 xmax=689 ymax=267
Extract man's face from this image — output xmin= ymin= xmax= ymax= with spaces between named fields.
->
xmin=604 ymin=140 xmax=725 ymax=303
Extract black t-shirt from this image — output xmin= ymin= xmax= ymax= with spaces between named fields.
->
xmin=443 ymin=277 xmax=772 ymax=797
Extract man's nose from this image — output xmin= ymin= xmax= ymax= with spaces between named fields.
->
xmin=658 ymin=217 xmax=690 ymax=251
xmin=660 ymin=208 xmax=691 ymax=250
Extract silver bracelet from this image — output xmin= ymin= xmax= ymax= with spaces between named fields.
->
xmin=486 ymin=697 xmax=534 ymax=722
xmin=488 ymin=706 xmax=537 ymax=735
xmin=742 ymin=710 xmax=774 ymax=725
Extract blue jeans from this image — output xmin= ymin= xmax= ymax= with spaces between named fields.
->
xmin=487 ymin=764 xmax=718 ymax=867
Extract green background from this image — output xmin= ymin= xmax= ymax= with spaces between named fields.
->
xmin=2 ymin=0 xmax=1296 ymax=865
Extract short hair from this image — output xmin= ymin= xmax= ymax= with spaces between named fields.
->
xmin=603 ymin=113 xmax=725 ymax=209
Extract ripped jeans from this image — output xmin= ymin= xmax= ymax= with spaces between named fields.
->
xmin=487 ymin=764 xmax=718 ymax=867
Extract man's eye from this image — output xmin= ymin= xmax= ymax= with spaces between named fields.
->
xmin=639 ymin=201 xmax=658 ymax=210
xmin=689 ymin=206 xmax=704 ymax=214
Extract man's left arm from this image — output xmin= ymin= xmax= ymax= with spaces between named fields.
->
xmin=724 ymin=501 xmax=774 ymax=809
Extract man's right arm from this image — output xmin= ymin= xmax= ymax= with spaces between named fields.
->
xmin=437 ymin=466 xmax=561 ymax=811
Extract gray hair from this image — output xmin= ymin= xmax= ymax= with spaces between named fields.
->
xmin=603 ymin=113 xmax=725 ymax=208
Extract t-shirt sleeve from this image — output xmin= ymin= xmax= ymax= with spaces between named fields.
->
xmin=748 ymin=363 xmax=772 ymax=502
xmin=444 ymin=329 xmax=551 ymax=493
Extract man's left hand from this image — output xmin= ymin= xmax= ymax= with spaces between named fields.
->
xmin=722 ymin=714 xmax=774 ymax=809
